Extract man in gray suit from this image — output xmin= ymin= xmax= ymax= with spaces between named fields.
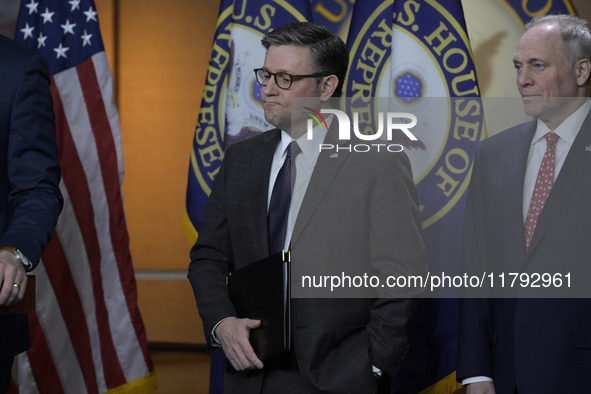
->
xmin=188 ymin=22 xmax=426 ymax=393
xmin=458 ymin=15 xmax=591 ymax=394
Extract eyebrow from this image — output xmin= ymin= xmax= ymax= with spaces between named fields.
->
xmin=261 ymin=68 xmax=296 ymax=74
xmin=514 ymin=56 xmax=549 ymax=66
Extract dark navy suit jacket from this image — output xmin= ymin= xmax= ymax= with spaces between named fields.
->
xmin=458 ymin=112 xmax=591 ymax=394
xmin=0 ymin=35 xmax=63 ymax=357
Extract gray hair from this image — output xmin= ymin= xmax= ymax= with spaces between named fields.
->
xmin=526 ymin=14 xmax=591 ymax=65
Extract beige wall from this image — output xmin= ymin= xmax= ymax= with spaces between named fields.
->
xmin=95 ymin=0 xmax=219 ymax=344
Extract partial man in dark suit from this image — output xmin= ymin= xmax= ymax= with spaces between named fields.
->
xmin=457 ymin=15 xmax=591 ymax=394
xmin=0 ymin=35 xmax=63 ymax=392
xmin=188 ymin=22 xmax=426 ymax=393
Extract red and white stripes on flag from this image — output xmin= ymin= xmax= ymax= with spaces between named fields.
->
xmin=14 ymin=0 xmax=156 ymax=391
xmin=12 ymin=45 xmax=156 ymax=394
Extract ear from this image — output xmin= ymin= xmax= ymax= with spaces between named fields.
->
xmin=575 ymin=58 xmax=591 ymax=87
xmin=319 ymin=75 xmax=339 ymax=101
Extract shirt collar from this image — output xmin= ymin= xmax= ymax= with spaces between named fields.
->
xmin=278 ymin=129 xmax=292 ymax=155
xmin=533 ymin=98 xmax=591 ymax=146
xmin=280 ymin=116 xmax=331 ymax=161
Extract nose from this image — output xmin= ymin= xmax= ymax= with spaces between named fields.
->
xmin=261 ymin=76 xmax=279 ymax=96
xmin=517 ymin=67 xmax=533 ymax=88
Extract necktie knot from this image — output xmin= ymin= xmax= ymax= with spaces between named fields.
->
xmin=545 ymin=132 xmax=559 ymax=150
xmin=288 ymin=141 xmax=301 ymax=160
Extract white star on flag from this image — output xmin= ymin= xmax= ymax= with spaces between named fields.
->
xmin=20 ymin=23 xmax=34 ymax=39
xmin=83 ymin=6 xmax=98 ymax=22
xmin=25 ymin=0 xmax=39 ymax=14
xmin=54 ymin=43 xmax=69 ymax=58
xmin=81 ymin=30 xmax=92 ymax=47
xmin=68 ymin=0 xmax=81 ymax=11
xmin=40 ymin=7 xmax=54 ymax=23
xmin=37 ymin=32 xmax=47 ymax=48
xmin=61 ymin=19 xmax=76 ymax=35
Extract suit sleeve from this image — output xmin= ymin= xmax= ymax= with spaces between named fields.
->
xmin=0 ymin=51 xmax=63 ymax=266
xmin=366 ymin=151 xmax=427 ymax=376
xmin=188 ymin=149 xmax=237 ymax=349
xmin=457 ymin=148 xmax=494 ymax=381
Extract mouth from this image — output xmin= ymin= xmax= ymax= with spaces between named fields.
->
xmin=521 ymin=95 xmax=542 ymax=103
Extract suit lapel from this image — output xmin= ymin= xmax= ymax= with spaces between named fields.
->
xmin=503 ymin=122 xmax=536 ymax=259
xmin=251 ymin=129 xmax=281 ymax=255
xmin=291 ymin=124 xmax=349 ymax=246
xmin=527 ymin=112 xmax=591 ymax=255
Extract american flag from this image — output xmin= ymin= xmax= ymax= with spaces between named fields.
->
xmin=14 ymin=0 xmax=155 ymax=392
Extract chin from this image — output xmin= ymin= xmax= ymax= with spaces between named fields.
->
xmin=523 ymin=107 xmax=544 ymax=119
xmin=262 ymin=112 xmax=277 ymax=128
xmin=265 ymin=117 xmax=285 ymax=131
xmin=522 ymin=98 xmax=546 ymax=118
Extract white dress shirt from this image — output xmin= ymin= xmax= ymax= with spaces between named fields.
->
xmin=522 ymin=99 xmax=591 ymax=221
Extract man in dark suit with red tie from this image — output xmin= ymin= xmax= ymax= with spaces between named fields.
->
xmin=188 ymin=22 xmax=426 ymax=393
xmin=0 ymin=35 xmax=63 ymax=392
xmin=457 ymin=15 xmax=591 ymax=394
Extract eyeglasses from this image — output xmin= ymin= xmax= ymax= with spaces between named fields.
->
xmin=254 ymin=68 xmax=325 ymax=90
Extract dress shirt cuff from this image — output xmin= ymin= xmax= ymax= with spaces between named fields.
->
xmin=210 ymin=317 xmax=237 ymax=347
xmin=462 ymin=376 xmax=493 ymax=386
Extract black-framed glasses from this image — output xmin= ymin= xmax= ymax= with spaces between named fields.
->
xmin=254 ymin=68 xmax=325 ymax=90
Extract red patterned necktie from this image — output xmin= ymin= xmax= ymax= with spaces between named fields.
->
xmin=524 ymin=132 xmax=560 ymax=250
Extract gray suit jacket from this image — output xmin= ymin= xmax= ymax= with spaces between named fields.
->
xmin=458 ymin=112 xmax=591 ymax=394
xmin=189 ymin=125 xmax=426 ymax=393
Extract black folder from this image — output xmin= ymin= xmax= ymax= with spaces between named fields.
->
xmin=226 ymin=250 xmax=291 ymax=360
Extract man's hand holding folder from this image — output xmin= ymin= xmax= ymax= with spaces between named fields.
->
xmin=225 ymin=251 xmax=291 ymax=367
xmin=214 ymin=318 xmax=264 ymax=371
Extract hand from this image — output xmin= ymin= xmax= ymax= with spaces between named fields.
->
xmin=215 ymin=318 xmax=264 ymax=371
xmin=466 ymin=381 xmax=496 ymax=394
xmin=0 ymin=251 xmax=27 ymax=306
